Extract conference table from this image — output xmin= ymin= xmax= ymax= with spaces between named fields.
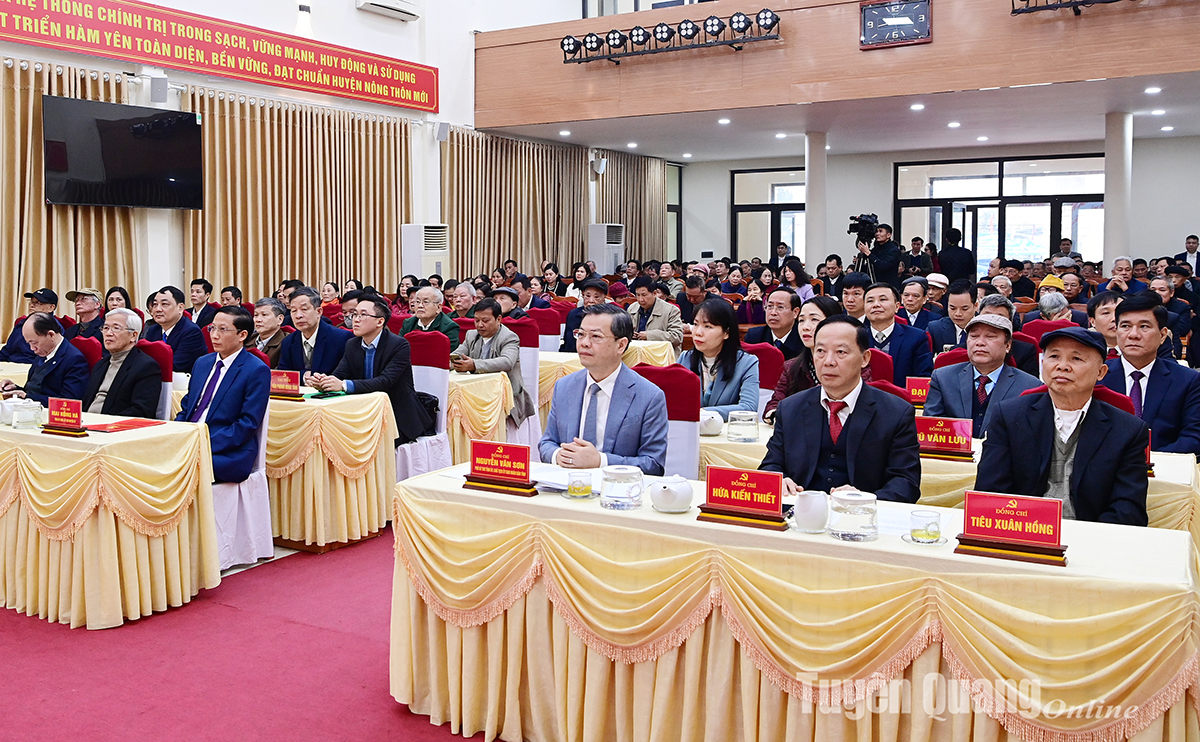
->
xmin=699 ymin=421 xmax=1200 ymax=549
xmin=537 ymin=341 xmax=677 ymax=426
xmin=0 ymin=412 xmax=220 ymax=629
xmin=391 ymin=465 xmax=1200 ymax=742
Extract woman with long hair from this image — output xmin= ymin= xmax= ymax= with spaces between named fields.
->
xmin=677 ymin=298 xmax=760 ymax=420
xmin=542 ymin=263 xmax=569 ymax=297
xmin=779 ymin=258 xmax=816 ymax=301
xmin=762 ymin=295 xmax=852 ymax=423
xmin=736 ymin=280 xmax=767 ymax=324
xmin=105 ymin=286 xmax=132 ymax=311
xmin=564 ymin=262 xmax=594 ymax=304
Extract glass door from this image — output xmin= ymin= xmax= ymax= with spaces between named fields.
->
xmin=1003 ymin=202 xmax=1053 ymax=268
xmin=780 ymin=210 xmax=806 ymax=262
xmin=1060 ymin=202 xmax=1104 ymax=263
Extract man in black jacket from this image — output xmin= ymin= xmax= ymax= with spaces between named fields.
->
xmin=937 ymin=228 xmax=976 ymax=285
xmin=560 ymin=279 xmax=610 ymax=352
xmin=83 ymin=308 xmax=161 ymax=418
xmin=855 ymin=224 xmax=903 ymax=291
xmin=311 ymin=294 xmax=431 ymax=446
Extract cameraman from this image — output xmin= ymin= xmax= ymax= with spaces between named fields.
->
xmin=856 ymin=223 xmax=903 ymax=290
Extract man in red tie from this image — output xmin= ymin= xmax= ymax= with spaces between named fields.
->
xmin=759 ymin=315 xmax=921 ymax=502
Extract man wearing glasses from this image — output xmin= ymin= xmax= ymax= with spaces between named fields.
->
xmin=176 ymin=306 xmax=270 ymax=484
xmin=400 ymin=286 xmax=460 ymax=347
xmin=82 ymin=308 xmax=161 ymax=418
xmin=311 ymin=295 xmax=432 ymax=446
xmin=539 ymin=303 xmax=668 ymax=475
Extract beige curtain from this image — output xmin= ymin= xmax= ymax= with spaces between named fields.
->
xmin=181 ymin=88 xmax=411 ymax=301
xmin=441 ymin=127 xmax=588 ymax=279
xmin=596 ymin=148 xmax=668 ymax=264
xmin=0 ymin=58 xmax=137 ymax=333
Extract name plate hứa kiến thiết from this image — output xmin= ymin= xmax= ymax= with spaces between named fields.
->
xmin=955 ymin=490 xmax=1066 ymax=566
xmin=464 ymin=440 xmax=537 ymax=496
xmin=915 ymin=416 xmax=973 ymax=460
xmin=697 ymin=466 xmax=787 ymax=531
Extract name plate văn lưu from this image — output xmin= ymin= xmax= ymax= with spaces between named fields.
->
xmin=915 ymin=416 xmax=974 ymax=461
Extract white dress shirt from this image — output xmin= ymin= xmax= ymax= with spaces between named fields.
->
xmin=554 ymin=365 xmax=621 ymax=468
xmin=1120 ymin=356 xmax=1155 ymax=400
xmin=302 ymin=322 xmax=321 ymax=358
xmin=196 ymin=348 xmax=242 ymax=424
xmin=1053 ymin=398 xmax=1092 ymax=444
xmin=819 ymin=379 xmax=864 ymax=427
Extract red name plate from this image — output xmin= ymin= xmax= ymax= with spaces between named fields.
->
xmin=469 ymin=440 xmax=531 ymax=485
xmin=705 ymin=466 xmax=783 ymax=517
xmin=48 ymin=397 xmax=82 ymax=429
xmin=906 ymin=377 xmax=930 ymax=405
xmin=963 ymin=490 xmax=1062 ymax=547
xmin=270 ymin=370 xmax=300 ymax=396
xmin=915 ymin=416 xmax=973 ymax=454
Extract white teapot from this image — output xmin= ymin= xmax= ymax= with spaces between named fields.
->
xmin=792 ymin=490 xmax=830 ymax=533
xmin=650 ymin=475 xmax=693 ymax=513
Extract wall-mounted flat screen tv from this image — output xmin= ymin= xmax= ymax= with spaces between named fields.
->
xmin=42 ymin=95 xmax=203 ymax=209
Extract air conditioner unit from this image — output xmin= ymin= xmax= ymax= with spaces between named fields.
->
xmin=401 ymin=223 xmax=449 ymax=278
xmin=355 ymin=0 xmax=420 ymax=22
xmin=588 ymin=223 xmax=625 ymax=276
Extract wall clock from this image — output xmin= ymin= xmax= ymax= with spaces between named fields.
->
xmin=861 ymin=0 xmax=932 ymax=49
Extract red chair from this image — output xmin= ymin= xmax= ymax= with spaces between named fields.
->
xmin=633 ymin=363 xmax=701 ymax=478
xmin=453 ymin=317 xmax=475 ymax=336
xmin=1020 ymin=319 xmax=1074 ymax=344
xmin=502 ymin=316 xmax=541 ymax=398
xmin=133 ymin=308 xmax=145 ymax=321
xmin=866 ymin=349 xmax=893 ymax=385
xmin=281 ymin=325 xmax=295 ymax=334
xmin=136 ymin=339 xmax=174 ymax=419
xmin=321 ymin=303 xmax=344 ymax=327
xmin=241 ymin=302 xmax=255 ymax=315
xmin=1013 ymin=331 xmax=1037 ymax=347
xmin=868 ymin=380 xmax=912 ymax=402
xmin=528 ymin=307 xmax=563 ymax=352
xmin=386 ymin=315 xmax=410 ymax=334
xmin=740 ymin=341 xmax=785 ymax=417
xmin=203 ymin=327 xmax=215 ymax=353
xmin=247 ymin=348 xmax=271 ymax=366
xmin=58 ymin=314 xmax=76 ymax=328
xmin=934 ymin=347 xmax=969 ymax=370
xmin=1021 ymin=384 xmax=1135 ymax=416
xmin=70 ymin=336 xmax=102 ymax=371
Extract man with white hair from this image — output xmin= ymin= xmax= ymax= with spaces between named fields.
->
xmin=451 ymin=282 xmax=478 ymax=319
xmin=990 ymin=275 xmax=1013 ymax=299
xmin=1021 ymin=292 xmax=1077 ymax=341
xmin=400 ymin=286 xmax=460 ymax=347
xmin=81 ymin=308 xmax=162 ymax=418
xmin=1098 ymin=256 xmax=1149 ymax=294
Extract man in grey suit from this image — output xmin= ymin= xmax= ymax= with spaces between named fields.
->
xmin=629 ymin=276 xmax=683 ymax=355
xmin=924 ymin=314 xmax=1040 ymax=438
xmin=451 ymin=298 xmax=536 ymax=428
xmin=539 ymin=303 xmax=669 ymax=475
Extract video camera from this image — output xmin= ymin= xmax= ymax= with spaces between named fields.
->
xmin=847 ymin=213 xmax=879 ymax=244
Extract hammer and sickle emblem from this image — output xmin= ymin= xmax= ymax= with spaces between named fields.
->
xmin=1007 ymin=499 xmax=1018 ymax=509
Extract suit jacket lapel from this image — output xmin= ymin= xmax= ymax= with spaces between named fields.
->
xmin=602 ymin=367 xmax=635 ymax=451
xmin=208 ymin=353 xmax=242 ymax=414
xmin=844 ymin=389 xmax=878 ymax=480
xmin=1142 ymin=358 xmax=1170 ymax=424
xmin=796 ymin=394 xmax=823 ymax=485
xmin=956 ymin=363 xmax=973 ymax=417
xmin=1071 ymin=401 xmax=1111 ymax=493
xmin=1019 ymin=394 xmax=1055 ymax=488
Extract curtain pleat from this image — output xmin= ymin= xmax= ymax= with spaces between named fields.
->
xmin=596 ymin=148 xmax=669 ymax=264
xmin=0 ymin=58 xmax=137 ymax=333
xmin=181 ymin=88 xmax=411 ymax=301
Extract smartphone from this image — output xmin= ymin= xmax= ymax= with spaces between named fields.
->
xmin=450 ymin=353 xmax=463 ymax=362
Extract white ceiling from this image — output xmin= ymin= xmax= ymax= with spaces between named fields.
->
xmin=485 ymin=70 xmax=1200 ymax=162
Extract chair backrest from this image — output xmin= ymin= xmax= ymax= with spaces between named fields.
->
xmin=248 ymin=348 xmax=271 ymax=366
xmin=203 ymin=326 xmax=215 ymax=352
xmin=632 ymin=363 xmax=701 ymax=478
xmin=1012 ymin=331 xmax=1037 ymax=347
xmin=934 ymin=347 xmax=969 ymax=370
xmin=321 ymin=302 xmax=344 ymax=326
xmin=1020 ymin=319 xmax=1073 ymax=343
xmin=502 ymin=317 xmax=540 ymax=349
xmin=1020 ymin=384 xmax=1135 ymax=416
xmin=58 ymin=314 xmax=76 ymax=328
xmin=70 ymin=336 xmax=102 ymax=371
xmin=241 ymin=302 xmax=255 ymax=315
xmin=549 ymin=301 xmax=576 ymax=323
xmin=867 ymin=380 xmax=912 ymax=402
xmin=740 ymin=342 xmax=785 ymax=390
xmin=133 ymin=308 xmax=145 ymax=321
xmin=453 ymin=316 xmax=475 ymax=336
xmin=407 ymin=331 xmax=452 ymax=435
xmin=386 ymin=315 xmax=406 ymax=334
xmin=137 ymin=340 xmax=175 ymax=420
xmin=866 ymin=349 xmax=893 ymax=384
xmin=503 ymin=317 xmax=540 ymax=402
xmin=528 ymin=307 xmax=561 ymax=336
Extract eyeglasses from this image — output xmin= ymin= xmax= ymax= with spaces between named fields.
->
xmin=573 ymin=330 xmax=614 ymax=343
xmin=350 ymin=312 xmax=387 ymax=321
xmin=207 ymin=325 xmax=239 ymax=335
xmin=100 ymin=324 xmax=133 ymax=334
xmin=408 ymin=299 xmax=436 ymax=307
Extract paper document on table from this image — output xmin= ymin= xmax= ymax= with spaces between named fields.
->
xmin=530 ymin=463 xmax=603 ymax=492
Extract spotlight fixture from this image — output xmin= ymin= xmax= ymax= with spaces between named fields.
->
xmin=730 ymin=12 xmax=752 ymax=34
xmin=1145 ymin=87 xmax=1161 ymax=94
xmin=559 ymin=130 xmax=571 ymax=137
xmin=678 ymin=19 xmax=699 ymax=40
xmin=756 ymin=8 xmax=780 ymax=32
xmin=606 ymin=29 xmax=627 ymax=49
xmin=682 ymin=153 xmax=693 ymax=158
xmin=704 ymin=15 xmax=726 ymax=37
xmin=718 ymin=118 xmax=731 ymax=125
xmin=976 ymin=136 xmax=989 ymax=141
xmin=1151 ymin=109 xmax=1166 ymax=115
xmin=627 ymin=142 xmax=638 ymax=149
xmin=653 ymin=22 xmax=675 ymax=43
xmin=775 ymin=133 xmax=786 ymax=139
xmin=947 ymin=121 xmax=961 ymax=128
xmin=583 ymin=33 xmax=603 ymax=52
xmin=910 ymin=103 xmax=925 ymax=111
xmin=629 ymin=26 xmax=650 ymax=46
xmin=1162 ymin=126 xmax=1174 ymax=132
xmin=561 ymin=36 xmax=581 ymax=55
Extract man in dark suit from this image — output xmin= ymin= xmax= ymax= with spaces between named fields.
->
xmin=976 ymin=326 xmax=1148 ymax=525
xmin=1174 ymin=234 xmax=1200 ymax=275
xmin=927 ymin=280 xmax=976 ymax=354
xmin=176 ymin=306 xmax=271 ymax=484
xmin=856 ymin=224 xmax=903 ymax=291
xmin=760 ymin=315 xmax=920 ymax=502
xmin=864 ymin=283 xmax=933 ymax=385
xmin=1097 ymin=257 xmax=1149 ymax=295
xmin=188 ymin=279 xmax=218 ymax=328
xmin=0 ymin=312 xmax=89 ymax=405
xmin=82 ymin=308 xmax=161 ymax=418
xmin=0 ymin=288 xmax=59 ymax=363
xmin=898 ymin=277 xmax=938 ymax=330
xmin=561 ymin=279 xmax=609 ymax=352
xmin=144 ymin=286 xmax=208 ymax=374
xmin=1002 ymin=260 xmax=1037 ymax=300
xmin=1149 ymin=277 xmax=1193 ymax=359
xmin=513 ymin=276 xmax=551 ymax=312
xmin=279 ymin=286 xmax=353 ymax=384
xmin=924 ymin=314 xmax=1040 ymax=437
xmin=1098 ymin=292 xmax=1200 ymax=455
xmin=821 ymin=254 xmax=845 ymax=300
xmin=937 ymin=228 xmax=976 ymax=285
xmin=676 ymin=275 xmax=709 ymax=326
xmin=312 ymin=294 xmax=431 ymax=446
xmin=767 ymin=242 xmax=791 ymax=274
xmin=744 ymin=288 xmax=802 ymax=360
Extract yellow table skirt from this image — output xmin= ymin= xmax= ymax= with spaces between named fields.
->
xmin=447 ymin=371 xmax=513 ymax=465
xmin=0 ymin=415 xmax=219 ymax=629
xmin=390 ymin=471 xmax=1200 ymax=742
xmin=0 ymin=361 xmax=29 ymax=387
xmin=538 ymin=344 xmax=676 ymax=426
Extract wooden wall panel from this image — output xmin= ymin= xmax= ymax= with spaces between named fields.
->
xmin=475 ymin=0 xmax=1200 ymax=129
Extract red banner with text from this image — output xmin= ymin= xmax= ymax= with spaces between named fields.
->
xmin=0 ymin=0 xmax=438 ymax=111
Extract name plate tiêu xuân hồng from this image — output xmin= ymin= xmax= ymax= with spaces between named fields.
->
xmin=955 ymin=490 xmax=1066 ymax=566
xmin=269 ymin=370 xmax=304 ymax=400
xmin=697 ymin=466 xmax=788 ymax=531
xmin=906 ymin=377 xmax=930 ymax=408
xmin=916 ymin=416 xmax=974 ymax=461
xmin=43 ymin=397 xmax=88 ymax=437
xmin=463 ymin=440 xmax=537 ymax=497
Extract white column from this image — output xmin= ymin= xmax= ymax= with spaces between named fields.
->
xmin=804 ymin=132 xmax=827 ymax=273
xmin=1103 ymin=112 xmax=1132 ymax=266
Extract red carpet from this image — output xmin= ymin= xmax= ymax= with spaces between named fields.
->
xmin=1 ymin=527 xmax=484 ymax=742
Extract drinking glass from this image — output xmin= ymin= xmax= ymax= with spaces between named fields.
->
xmin=726 ymin=411 xmax=759 ymax=443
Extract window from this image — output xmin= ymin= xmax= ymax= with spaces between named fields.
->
xmin=731 ymin=167 xmax=805 ymax=261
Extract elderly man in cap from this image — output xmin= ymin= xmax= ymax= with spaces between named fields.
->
xmin=561 ymin=279 xmax=610 ymax=353
xmin=925 ymin=273 xmax=949 ymax=314
xmin=491 ymin=286 xmax=528 ymax=320
xmin=0 ymin=288 xmax=59 ymax=363
xmin=63 ymin=287 xmax=105 ymax=341
xmin=975 ymin=326 xmax=1149 ymax=526
xmin=924 ymin=314 xmax=1040 ymax=437
xmin=1000 ymin=260 xmax=1036 ymax=299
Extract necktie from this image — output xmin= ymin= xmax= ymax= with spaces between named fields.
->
xmin=875 ymin=331 xmax=889 ymax=346
xmin=188 ymin=359 xmax=224 ymax=423
xmin=1107 ymin=347 xmax=1119 ymax=360
xmin=827 ymin=400 xmax=847 ymax=444
xmin=582 ymin=383 xmax=601 ymax=447
xmin=364 ymin=344 xmax=376 ymax=378
xmin=977 ymin=374 xmax=991 ymax=406
xmin=1130 ymin=370 xmax=1145 ymax=418
xmin=303 ymin=340 xmax=314 ymax=369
